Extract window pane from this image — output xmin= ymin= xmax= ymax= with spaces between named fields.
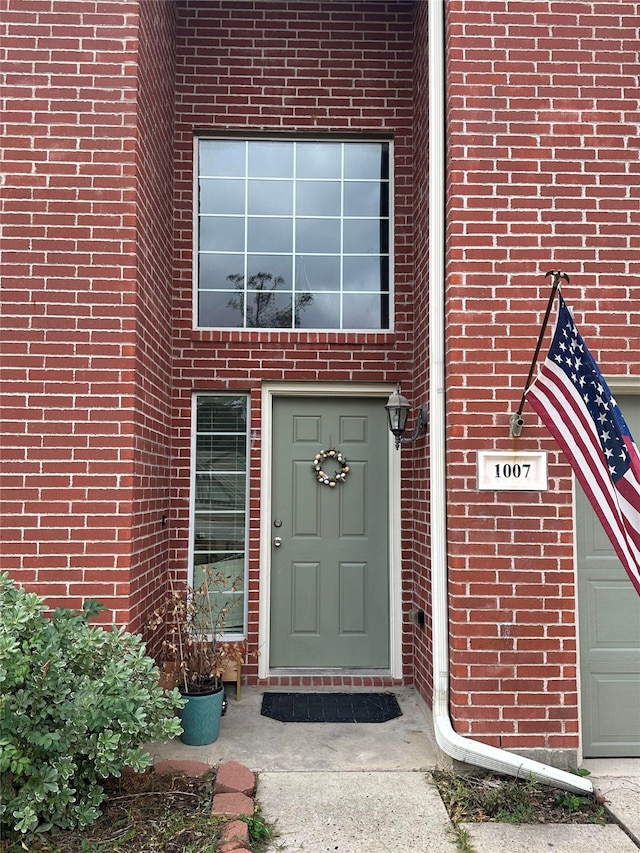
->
xmin=296 ymin=142 xmax=341 ymax=178
xmin=195 ymin=473 xmax=245 ymax=510
xmin=247 ymin=217 xmax=293 ymax=253
xmin=194 ymin=513 xmax=245 ymax=552
xmin=247 ymin=255 xmax=292 ymax=289
xmin=199 ymin=290 xmax=244 ymax=327
xmin=343 ymin=293 xmax=387 ymax=328
xmin=200 ymin=178 xmax=245 ymax=215
xmin=199 ymin=254 xmax=244 ymax=290
xmin=246 ymin=289 xmax=294 ymax=328
xmin=343 ymin=256 xmax=386 ymax=292
xmin=196 ymin=139 xmax=391 ymax=330
xmin=193 ymin=395 xmax=247 ymax=635
xmin=343 ymin=219 xmax=388 ymax=254
xmin=296 ymin=292 xmax=340 ymax=329
xmin=197 ymin=396 xmax=246 ymax=432
xmin=248 ymin=179 xmax=293 ymax=215
xmin=344 ymin=142 xmax=389 ymax=179
xmin=196 ymin=434 xmax=247 ymax=468
xmin=248 ymin=141 xmax=293 ymax=177
xmin=296 ymin=218 xmax=341 ymax=253
xmin=344 ymin=181 xmax=388 ymax=217
xmin=246 ymin=269 xmax=289 ymax=293
xmin=296 ymin=181 xmax=341 ymax=216
xmin=200 ymin=140 xmax=245 ymax=177
xmin=296 ymin=255 xmax=340 ymax=291
xmin=200 ymin=217 xmax=245 ymax=252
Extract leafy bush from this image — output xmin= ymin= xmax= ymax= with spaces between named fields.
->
xmin=0 ymin=573 xmax=185 ymax=839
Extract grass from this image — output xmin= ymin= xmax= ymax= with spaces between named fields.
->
xmin=432 ymin=766 xmax=608 ymax=829
xmin=3 ymin=768 xmax=276 ymax=853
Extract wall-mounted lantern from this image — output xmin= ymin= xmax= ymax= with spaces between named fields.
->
xmin=385 ymin=385 xmax=428 ymax=450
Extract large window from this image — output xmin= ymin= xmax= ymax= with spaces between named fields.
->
xmin=196 ymin=138 xmax=391 ymax=330
xmin=191 ymin=395 xmax=248 ymax=636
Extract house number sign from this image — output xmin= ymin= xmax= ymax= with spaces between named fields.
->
xmin=476 ymin=451 xmax=547 ymax=491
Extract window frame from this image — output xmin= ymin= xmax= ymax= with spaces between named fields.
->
xmin=189 ymin=392 xmax=250 ymax=641
xmin=192 ymin=134 xmax=395 ymax=333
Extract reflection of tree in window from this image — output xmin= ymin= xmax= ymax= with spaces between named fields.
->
xmin=227 ymin=272 xmax=313 ymax=329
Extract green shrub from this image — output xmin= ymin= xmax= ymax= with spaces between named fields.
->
xmin=0 ymin=573 xmax=185 ymax=839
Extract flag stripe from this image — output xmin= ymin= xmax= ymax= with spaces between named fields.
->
xmin=528 ymin=366 xmax=640 ymax=593
xmin=527 ymin=366 xmax=639 ymax=570
xmin=525 ymin=294 xmax=640 ymax=595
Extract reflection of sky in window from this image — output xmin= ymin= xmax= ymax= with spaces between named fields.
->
xmin=296 ymin=256 xmax=340 ymax=291
xmin=199 ymin=291 xmax=243 ymax=327
xmin=344 ymin=143 xmax=388 ymax=179
xmin=200 ymin=217 xmax=244 ymax=252
xmin=296 ymin=142 xmax=341 ymax=178
xmin=343 ymin=256 xmax=383 ymax=292
xmin=343 ymin=220 xmax=386 ymax=254
xmin=296 ymin=218 xmax=341 ymax=253
xmin=200 ymin=140 xmax=245 ymax=177
xmin=199 ymin=253 xmax=244 ymax=290
xmin=248 ymin=141 xmax=293 ymax=177
xmin=248 ymin=180 xmax=292 ymax=215
xmin=344 ymin=182 xmax=386 ymax=217
xmin=247 ymin=218 xmax=293 ymax=253
xmin=200 ymin=178 xmax=245 ymax=214
xmin=297 ymin=293 xmax=339 ymax=329
xmin=296 ymin=181 xmax=341 ymax=216
xmin=343 ymin=294 xmax=382 ymax=328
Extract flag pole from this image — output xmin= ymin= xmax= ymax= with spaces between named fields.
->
xmin=509 ymin=269 xmax=569 ymax=437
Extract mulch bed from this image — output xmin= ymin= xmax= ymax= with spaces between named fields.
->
xmin=3 ymin=768 xmax=227 ymax=853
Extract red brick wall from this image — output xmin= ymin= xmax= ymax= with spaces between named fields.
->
xmin=409 ymin=0 xmax=434 ymax=705
xmin=171 ymin=0 xmax=416 ymax=683
xmin=1 ymin=0 xmax=141 ymax=621
xmin=1 ymin=0 xmax=177 ymax=629
xmin=445 ymin=0 xmax=640 ymax=751
xmin=128 ymin=0 xmax=177 ymax=633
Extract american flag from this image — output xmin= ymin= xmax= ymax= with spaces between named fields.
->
xmin=525 ymin=293 xmax=640 ymax=595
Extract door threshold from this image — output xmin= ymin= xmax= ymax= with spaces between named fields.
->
xmin=268 ymin=668 xmax=393 ymax=677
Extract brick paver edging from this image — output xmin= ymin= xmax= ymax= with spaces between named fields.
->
xmin=154 ymin=759 xmax=257 ymax=852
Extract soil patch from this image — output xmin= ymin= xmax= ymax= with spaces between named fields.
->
xmin=3 ymin=767 xmax=272 ymax=853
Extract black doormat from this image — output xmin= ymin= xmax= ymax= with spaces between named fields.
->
xmin=260 ymin=691 xmax=402 ymax=723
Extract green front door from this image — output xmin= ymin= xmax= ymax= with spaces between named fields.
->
xmin=577 ymin=393 xmax=640 ymax=757
xmin=270 ymin=396 xmax=390 ymax=669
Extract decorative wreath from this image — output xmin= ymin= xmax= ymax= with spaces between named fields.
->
xmin=312 ymin=448 xmax=350 ymax=487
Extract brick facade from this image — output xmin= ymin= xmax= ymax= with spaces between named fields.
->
xmin=445 ymin=1 xmax=640 ymax=751
xmin=171 ymin=0 xmax=416 ymax=684
xmin=2 ymin=0 xmax=639 ymax=755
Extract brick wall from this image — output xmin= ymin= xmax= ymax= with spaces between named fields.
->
xmin=1 ymin=0 xmax=141 ymax=621
xmin=445 ymin=0 xmax=640 ymax=751
xmin=409 ymin=0 xmax=433 ymax=706
xmin=0 ymin=0 xmax=178 ymax=629
xmin=171 ymin=0 xmax=416 ymax=683
xmin=127 ymin=0 xmax=177 ymax=633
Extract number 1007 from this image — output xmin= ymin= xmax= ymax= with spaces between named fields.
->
xmin=494 ymin=463 xmax=530 ymax=479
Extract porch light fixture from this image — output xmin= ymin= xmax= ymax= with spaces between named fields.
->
xmin=385 ymin=385 xmax=428 ymax=450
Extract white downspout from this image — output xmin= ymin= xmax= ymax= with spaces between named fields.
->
xmin=427 ymin=0 xmax=592 ymax=795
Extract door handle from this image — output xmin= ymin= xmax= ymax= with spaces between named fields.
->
xmin=273 ymin=536 xmax=282 ymax=547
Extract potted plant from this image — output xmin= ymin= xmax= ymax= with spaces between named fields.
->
xmin=148 ymin=569 xmax=243 ymax=745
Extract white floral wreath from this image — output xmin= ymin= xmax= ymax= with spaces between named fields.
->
xmin=312 ymin=448 xmax=350 ymax=487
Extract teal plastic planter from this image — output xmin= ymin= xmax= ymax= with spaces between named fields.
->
xmin=178 ymin=686 xmax=224 ymax=746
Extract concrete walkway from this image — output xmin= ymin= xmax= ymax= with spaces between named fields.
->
xmin=149 ymin=687 xmax=640 ymax=852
